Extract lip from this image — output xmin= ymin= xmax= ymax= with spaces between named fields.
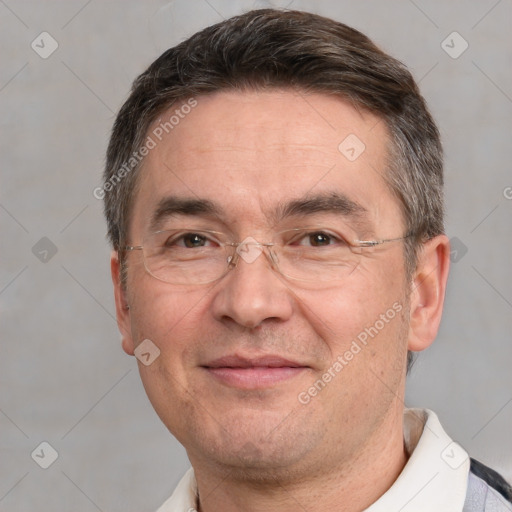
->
xmin=202 ymin=355 xmax=309 ymax=389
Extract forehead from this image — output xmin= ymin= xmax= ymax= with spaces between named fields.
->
xmin=131 ymin=89 xmax=402 ymax=236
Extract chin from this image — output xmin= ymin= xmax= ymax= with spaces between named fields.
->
xmin=186 ymin=410 xmax=327 ymax=482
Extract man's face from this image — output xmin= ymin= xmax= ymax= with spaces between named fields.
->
xmin=115 ymin=90 xmax=412 ymax=478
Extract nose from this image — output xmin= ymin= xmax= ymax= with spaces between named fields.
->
xmin=210 ymin=242 xmax=294 ymax=330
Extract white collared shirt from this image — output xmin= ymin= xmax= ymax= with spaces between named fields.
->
xmin=156 ymin=408 xmax=470 ymax=512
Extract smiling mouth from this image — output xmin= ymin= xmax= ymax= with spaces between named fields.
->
xmin=202 ymin=355 xmax=309 ymax=389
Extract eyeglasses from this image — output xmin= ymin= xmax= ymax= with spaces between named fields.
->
xmin=124 ymin=227 xmax=411 ymax=286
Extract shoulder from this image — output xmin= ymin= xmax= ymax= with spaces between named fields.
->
xmin=463 ymin=458 xmax=512 ymax=512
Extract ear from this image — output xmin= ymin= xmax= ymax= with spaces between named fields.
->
xmin=111 ymin=251 xmax=135 ymax=356
xmin=407 ymin=235 xmax=450 ymax=352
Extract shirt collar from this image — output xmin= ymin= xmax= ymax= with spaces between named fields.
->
xmin=364 ymin=408 xmax=470 ymax=511
xmin=157 ymin=408 xmax=470 ymax=512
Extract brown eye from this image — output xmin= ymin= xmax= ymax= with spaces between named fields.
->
xmin=182 ymin=233 xmax=208 ymax=248
xmin=288 ymin=229 xmax=348 ymax=248
xmin=163 ymin=232 xmax=211 ymax=249
xmin=308 ymin=232 xmax=332 ymax=246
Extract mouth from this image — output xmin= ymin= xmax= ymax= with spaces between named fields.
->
xmin=201 ymin=355 xmax=309 ymax=390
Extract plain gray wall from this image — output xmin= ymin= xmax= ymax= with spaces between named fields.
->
xmin=1 ymin=0 xmax=511 ymax=510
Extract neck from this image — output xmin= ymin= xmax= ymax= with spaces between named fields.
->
xmin=191 ymin=404 xmax=408 ymax=512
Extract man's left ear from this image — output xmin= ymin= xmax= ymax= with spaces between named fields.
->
xmin=408 ymin=234 xmax=450 ymax=352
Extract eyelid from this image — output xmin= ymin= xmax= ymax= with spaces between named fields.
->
xmin=158 ymin=229 xmax=225 ymax=247
xmin=281 ymin=227 xmax=351 ymax=244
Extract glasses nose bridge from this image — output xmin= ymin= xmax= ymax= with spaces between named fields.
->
xmin=226 ymin=237 xmax=279 ymax=273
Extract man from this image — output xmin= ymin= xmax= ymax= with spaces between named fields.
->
xmin=102 ymin=9 xmax=512 ymax=512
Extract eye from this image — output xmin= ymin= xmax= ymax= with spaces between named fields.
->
xmin=164 ymin=232 xmax=216 ymax=249
xmin=294 ymin=230 xmax=347 ymax=248
xmin=307 ymin=232 xmax=334 ymax=247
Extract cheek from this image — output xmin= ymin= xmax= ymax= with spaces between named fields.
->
xmin=295 ymin=263 xmax=408 ymax=411
xmin=126 ymin=271 xmax=213 ymax=366
xmin=126 ymin=280 xmax=216 ymax=431
xmin=293 ymin=256 xmax=407 ymax=356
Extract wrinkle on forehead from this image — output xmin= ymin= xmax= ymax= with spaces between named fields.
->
xmin=132 ymin=89 xmax=402 ymax=240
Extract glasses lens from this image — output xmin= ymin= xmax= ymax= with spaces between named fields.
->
xmin=275 ymin=228 xmax=360 ymax=283
xmin=142 ymin=230 xmax=229 ymax=285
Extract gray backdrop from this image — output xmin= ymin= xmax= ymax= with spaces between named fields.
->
xmin=1 ymin=0 xmax=511 ymax=511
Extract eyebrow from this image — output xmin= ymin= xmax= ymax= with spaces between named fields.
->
xmin=149 ymin=192 xmax=371 ymax=232
xmin=274 ymin=192 xmax=368 ymax=225
xmin=149 ymin=197 xmax=222 ymax=232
